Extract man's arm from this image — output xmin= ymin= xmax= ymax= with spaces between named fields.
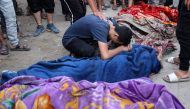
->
xmin=98 ymin=41 xmax=131 ymax=60
xmin=86 ymin=0 xmax=106 ymax=20
xmin=185 ymin=0 xmax=190 ymax=10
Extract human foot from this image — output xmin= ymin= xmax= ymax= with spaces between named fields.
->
xmin=166 ymin=57 xmax=180 ymax=65
xmin=163 ymin=70 xmax=190 ymax=83
xmin=0 ymin=44 xmax=9 ymax=55
xmin=10 ymin=43 xmax=30 ymax=51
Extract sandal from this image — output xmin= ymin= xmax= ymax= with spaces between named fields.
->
xmin=163 ymin=72 xmax=190 ymax=83
xmin=0 ymin=44 xmax=9 ymax=55
xmin=10 ymin=43 xmax=31 ymax=51
xmin=165 ymin=57 xmax=179 ymax=65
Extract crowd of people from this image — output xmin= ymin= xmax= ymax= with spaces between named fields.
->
xmin=0 ymin=0 xmax=190 ymax=84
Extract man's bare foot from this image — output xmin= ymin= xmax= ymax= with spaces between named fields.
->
xmin=173 ymin=57 xmax=180 ymax=64
xmin=175 ymin=70 xmax=190 ymax=79
xmin=166 ymin=57 xmax=180 ymax=65
xmin=163 ymin=70 xmax=190 ymax=83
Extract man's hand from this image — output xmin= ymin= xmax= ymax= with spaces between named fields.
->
xmin=86 ymin=0 xmax=106 ymax=20
xmin=185 ymin=0 xmax=190 ymax=10
xmin=93 ymin=11 xmax=106 ymax=20
xmin=122 ymin=44 xmax=132 ymax=51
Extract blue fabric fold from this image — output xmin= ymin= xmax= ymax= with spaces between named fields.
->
xmin=1 ymin=44 xmax=161 ymax=84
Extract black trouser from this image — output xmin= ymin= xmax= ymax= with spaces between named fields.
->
xmin=0 ymin=0 xmax=19 ymax=34
xmin=60 ymin=0 xmax=70 ymax=15
xmin=27 ymin=0 xmax=55 ymax=13
xmin=0 ymin=11 xmax=6 ymax=33
xmin=62 ymin=0 xmax=86 ymax=24
xmin=134 ymin=0 xmax=148 ymax=4
xmin=176 ymin=0 xmax=190 ymax=71
xmin=64 ymin=38 xmax=98 ymax=58
xmin=164 ymin=0 xmax=173 ymax=6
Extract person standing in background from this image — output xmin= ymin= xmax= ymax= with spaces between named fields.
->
xmin=27 ymin=0 xmax=60 ymax=37
xmin=0 ymin=0 xmax=30 ymax=52
xmin=163 ymin=0 xmax=190 ymax=82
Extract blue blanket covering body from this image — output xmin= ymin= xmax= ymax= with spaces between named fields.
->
xmin=1 ymin=45 xmax=161 ymax=84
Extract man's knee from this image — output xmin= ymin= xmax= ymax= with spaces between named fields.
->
xmin=79 ymin=47 xmax=95 ymax=57
xmin=65 ymin=38 xmax=96 ymax=58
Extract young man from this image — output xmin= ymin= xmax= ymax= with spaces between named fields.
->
xmin=62 ymin=15 xmax=132 ymax=59
xmin=27 ymin=0 xmax=60 ymax=37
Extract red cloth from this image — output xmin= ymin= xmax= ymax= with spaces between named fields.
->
xmin=118 ymin=2 xmax=178 ymax=22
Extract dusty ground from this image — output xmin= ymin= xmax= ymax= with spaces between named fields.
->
xmin=0 ymin=0 xmax=189 ymax=108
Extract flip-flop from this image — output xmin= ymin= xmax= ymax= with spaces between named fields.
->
xmin=165 ymin=57 xmax=179 ymax=65
xmin=163 ymin=72 xmax=190 ymax=83
xmin=0 ymin=44 xmax=9 ymax=55
xmin=10 ymin=44 xmax=30 ymax=51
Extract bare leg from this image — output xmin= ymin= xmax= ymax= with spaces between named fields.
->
xmin=97 ymin=0 xmax=102 ymax=12
xmin=112 ymin=0 xmax=117 ymax=10
xmin=175 ymin=70 xmax=190 ymax=79
xmin=33 ymin=11 xmax=42 ymax=25
xmin=128 ymin=0 xmax=133 ymax=7
xmin=0 ymin=33 xmax=9 ymax=55
xmin=47 ymin=13 xmax=53 ymax=24
xmin=113 ymin=0 xmax=116 ymax=6
xmin=101 ymin=0 xmax=104 ymax=6
xmin=121 ymin=0 xmax=126 ymax=8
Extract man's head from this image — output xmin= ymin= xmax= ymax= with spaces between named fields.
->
xmin=108 ymin=21 xmax=132 ymax=46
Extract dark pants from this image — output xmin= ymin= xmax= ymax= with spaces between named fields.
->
xmin=61 ymin=0 xmax=86 ymax=24
xmin=64 ymin=38 xmax=98 ymax=58
xmin=134 ymin=0 xmax=148 ymax=4
xmin=164 ymin=0 xmax=173 ymax=6
xmin=60 ymin=0 xmax=70 ymax=15
xmin=176 ymin=0 xmax=190 ymax=71
xmin=0 ymin=11 xmax=6 ymax=33
xmin=27 ymin=0 xmax=55 ymax=13
xmin=0 ymin=0 xmax=18 ymax=34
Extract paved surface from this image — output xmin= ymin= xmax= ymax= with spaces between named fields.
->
xmin=0 ymin=0 xmax=189 ymax=108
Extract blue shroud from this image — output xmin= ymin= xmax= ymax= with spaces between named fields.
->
xmin=1 ymin=44 xmax=161 ymax=84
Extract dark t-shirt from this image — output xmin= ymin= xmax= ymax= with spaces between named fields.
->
xmin=63 ymin=15 xmax=109 ymax=47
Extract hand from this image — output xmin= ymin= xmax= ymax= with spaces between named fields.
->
xmin=185 ymin=0 xmax=190 ymax=10
xmin=93 ymin=11 xmax=106 ymax=20
xmin=122 ymin=44 xmax=132 ymax=51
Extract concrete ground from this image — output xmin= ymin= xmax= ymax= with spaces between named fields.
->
xmin=0 ymin=0 xmax=189 ymax=108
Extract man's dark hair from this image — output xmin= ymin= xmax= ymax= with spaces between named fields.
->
xmin=115 ymin=25 xmax=132 ymax=46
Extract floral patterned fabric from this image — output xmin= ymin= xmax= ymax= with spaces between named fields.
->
xmin=0 ymin=76 xmax=184 ymax=109
xmin=116 ymin=3 xmax=178 ymax=55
